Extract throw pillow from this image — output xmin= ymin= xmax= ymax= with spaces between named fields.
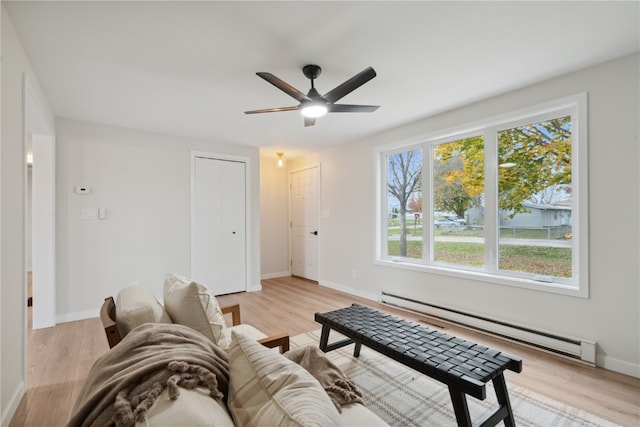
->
xmin=163 ymin=273 xmax=231 ymax=349
xmin=115 ymin=285 xmax=172 ymax=337
xmin=228 ymin=331 xmax=344 ymax=427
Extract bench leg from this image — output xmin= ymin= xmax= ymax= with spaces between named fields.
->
xmin=475 ymin=373 xmax=515 ymax=427
xmin=319 ymin=325 xmax=331 ymax=352
xmin=317 ymin=324 xmax=359 ymax=354
xmin=448 ymin=387 xmax=472 ymax=427
xmin=450 ymin=377 xmax=516 ymax=427
xmin=493 ymin=374 xmax=515 ymax=427
xmin=354 ymin=342 xmax=362 ymax=357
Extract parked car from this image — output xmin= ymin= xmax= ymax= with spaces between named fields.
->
xmin=446 ymin=216 xmax=467 ymax=226
xmin=434 ymin=219 xmax=457 ymax=228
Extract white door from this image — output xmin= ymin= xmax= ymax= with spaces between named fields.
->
xmin=290 ymin=165 xmax=319 ymax=281
xmin=192 ymin=156 xmax=246 ymax=294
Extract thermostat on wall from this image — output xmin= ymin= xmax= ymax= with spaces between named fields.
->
xmin=75 ymin=186 xmax=92 ymax=195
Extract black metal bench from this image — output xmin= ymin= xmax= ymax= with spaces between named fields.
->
xmin=315 ymin=304 xmax=523 ymax=427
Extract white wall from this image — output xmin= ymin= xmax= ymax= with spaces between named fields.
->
xmin=259 ymin=155 xmax=290 ymax=279
xmin=289 ymin=54 xmax=640 ymax=376
xmin=55 ymin=119 xmax=261 ymax=321
xmin=0 ymin=5 xmax=55 ymax=424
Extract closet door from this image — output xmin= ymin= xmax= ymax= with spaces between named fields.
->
xmin=192 ymin=156 xmax=246 ymax=294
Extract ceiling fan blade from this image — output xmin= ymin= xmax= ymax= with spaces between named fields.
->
xmin=328 ymin=104 xmax=380 ymax=113
xmin=244 ymin=106 xmax=300 ymax=114
xmin=322 ymin=67 xmax=377 ymax=104
xmin=304 ymin=117 xmax=316 ymax=127
xmin=256 ymin=72 xmax=311 ymax=103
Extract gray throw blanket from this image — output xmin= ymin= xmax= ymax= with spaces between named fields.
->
xmin=285 ymin=345 xmax=364 ymax=412
xmin=67 ymin=323 xmax=229 ymax=427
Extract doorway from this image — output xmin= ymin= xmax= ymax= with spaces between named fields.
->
xmin=290 ymin=165 xmax=320 ymax=281
xmin=25 ymin=78 xmax=56 ymax=331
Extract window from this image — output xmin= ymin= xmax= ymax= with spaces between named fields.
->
xmin=496 ymin=116 xmax=573 ymax=279
xmin=385 ymin=148 xmax=423 ymax=260
xmin=432 ymin=136 xmax=485 ymax=270
xmin=377 ymin=95 xmax=588 ymax=296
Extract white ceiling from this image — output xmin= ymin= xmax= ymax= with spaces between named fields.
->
xmin=5 ymin=1 xmax=639 ymax=158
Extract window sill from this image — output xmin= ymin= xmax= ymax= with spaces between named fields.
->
xmin=374 ymin=258 xmax=588 ymax=298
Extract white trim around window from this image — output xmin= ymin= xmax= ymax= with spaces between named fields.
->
xmin=375 ymin=93 xmax=589 ymax=298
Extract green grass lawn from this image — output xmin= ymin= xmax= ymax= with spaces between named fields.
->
xmin=387 ymin=241 xmax=571 ymax=277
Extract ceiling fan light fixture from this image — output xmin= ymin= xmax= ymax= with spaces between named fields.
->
xmin=246 ymin=65 xmax=378 ymax=127
xmin=301 ymin=103 xmax=328 ymax=118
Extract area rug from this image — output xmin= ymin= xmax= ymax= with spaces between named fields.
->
xmin=290 ymin=330 xmax=621 ymax=427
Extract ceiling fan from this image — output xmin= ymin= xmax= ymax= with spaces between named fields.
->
xmin=244 ymin=64 xmax=379 ymax=127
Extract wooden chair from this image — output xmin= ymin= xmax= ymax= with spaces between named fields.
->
xmin=100 ymin=296 xmax=290 ymax=353
xmin=100 ymin=297 xmax=121 ymax=349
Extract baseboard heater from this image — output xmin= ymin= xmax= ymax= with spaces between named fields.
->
xmin=381 ymin=291 xmax=596 ymax=365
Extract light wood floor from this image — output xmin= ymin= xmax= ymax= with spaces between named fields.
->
xmin=11 ymin=276 xmax=640 ymax=426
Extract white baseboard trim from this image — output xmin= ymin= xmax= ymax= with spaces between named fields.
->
xmin=261 ymin=271 xmax=291 ymax=280
xmin=319 ymin=280 xmax=380 ymax=303
xmin=56 ymin=309 xmax=98 ymax=324
xmin=247 ymin=282 xmax=262 ymax=292
xmin=598 ymin=354 xmax=640 ymax=378
xmin=2 ymin=380 xmax=25 ymax=427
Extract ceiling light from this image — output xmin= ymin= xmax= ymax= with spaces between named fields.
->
xmin=276 ymin=152 xmax=285 ymax=168
xmin=300 ymin=103 xmax=328 ymax=118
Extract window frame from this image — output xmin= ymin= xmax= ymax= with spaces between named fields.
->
xmin=378 ymin=144 xmax=424 ymax=261
xmin=375 ymin=93 xmax=589 ymax=298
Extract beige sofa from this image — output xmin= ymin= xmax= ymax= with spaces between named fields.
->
xmin=100 ymin=289 xmax=289 ymax=353
xmin=87 ymin=274 xmax=389 ymax=427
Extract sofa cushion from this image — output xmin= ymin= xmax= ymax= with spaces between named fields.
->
xmin=340 ymin=403 xmax=389 ymax=426
xmin=163 ymin=273 xmax=231 ymax=348
xmin=228 ymin=331 xmax=344 ymax=427
xmin=137 ymin=386 xmax=235 ymax=427
xmin=115 ymin=285 xmax=172 ymax=336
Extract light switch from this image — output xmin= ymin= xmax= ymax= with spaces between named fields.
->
xmin=80 ymin=208 xmax=99 ymax=220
